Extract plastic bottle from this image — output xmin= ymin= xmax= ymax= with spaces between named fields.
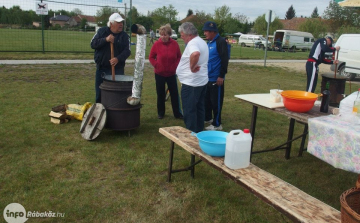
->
xmin=320 ymin=81 xmax=331 ymax=113
xmin=353 ymin=88 xmax=360 ymax=117
xmin=224 ymin=129 xmax=252 ymax=169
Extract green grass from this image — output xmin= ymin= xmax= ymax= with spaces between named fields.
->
xmin=0 ymin=62 xmax=357 ymax=222
xmin=0 ymin=28 xmax=309 ymax=60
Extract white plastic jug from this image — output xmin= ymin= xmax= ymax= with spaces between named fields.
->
xmin=224 ymin=129 xmax=252 ymax=169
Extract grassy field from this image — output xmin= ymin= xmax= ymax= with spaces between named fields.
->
xmin=0 ymin=61 xmax=357 ymax=222
xmin=0 ymin=28 xmax=309 ymax=60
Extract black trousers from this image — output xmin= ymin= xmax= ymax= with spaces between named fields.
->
xmin=306 ymin=61 xmax=319 ymax=93
xmin=205 ymin=81 xmax=224 ymax=127
xmin=155 ymin=74 xmax=182 ymax=118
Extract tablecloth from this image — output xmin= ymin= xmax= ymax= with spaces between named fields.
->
xmin=308 ymin=115 xmax=360 ymax=174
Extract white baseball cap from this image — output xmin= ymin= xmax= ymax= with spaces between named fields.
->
xmin=109 ymin=13 xmax=124 ymax=23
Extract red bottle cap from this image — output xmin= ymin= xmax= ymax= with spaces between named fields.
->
xmin=243 ymin=129 xmax=250 ymax=133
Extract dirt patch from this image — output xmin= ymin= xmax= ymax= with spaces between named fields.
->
xmin=243 ymin=62 xmax=330 ymax=74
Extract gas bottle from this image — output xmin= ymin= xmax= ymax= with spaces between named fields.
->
xmin=224 ymin=129 xmax=252 ymax=169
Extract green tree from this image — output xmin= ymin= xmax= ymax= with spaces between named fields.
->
xmin=214 ymin=5 xmax=232 ymax=35
xmin=72 ymin=8 xmax=82 ymax=16
xmin=337 ymin=25 xmax=360 ymax=37
xmin=96 ymin=7 xmax=119 ymax=27
xmin=311 ymin=7 xmax=319 ymax=18
xmin=285 ymin=5 xmax=296 ymax=19
xmin=253 ymin=14 xmax=283 ymax=36
xmin=150 ymin=4 xmax=178 ymax=28
xmin=135 ymin=15 xmax=154 ymax=31
xmin=186 ymin=10 xmax=213 ymax=36
xmin=127 ymin=6 xmax=139 ymax=28
xmin=186 ymin=9 xmax=193 ymax=18
xmin=80 ymin=18 xmax=87 ymax=29
xmin=298 ymin=18 xmax=327 ymax=39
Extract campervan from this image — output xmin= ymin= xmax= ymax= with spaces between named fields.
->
xmin=238 ymin=34 xmax=271 ymax=49
xmin=330 ymin=34 xmax=360 ymax=81
xmin=273 ymin=30 xmax=314 ymax=51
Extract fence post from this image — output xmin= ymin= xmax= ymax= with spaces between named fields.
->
xmin=41 ymin=15 xmax=45 ymax=53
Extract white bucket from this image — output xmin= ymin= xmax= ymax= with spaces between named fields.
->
xmin=224 ymin=129 xmax=252 ymax=169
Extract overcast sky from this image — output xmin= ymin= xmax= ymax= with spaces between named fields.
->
xmin=3 ymin=0 xmax=334 ymax=22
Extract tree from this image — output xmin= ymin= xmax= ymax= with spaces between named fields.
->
xmin=127 ymin=6 xmax=139 ymax=25
xmin=214 ymin=5 xmax=232 ymax=35
xmin=135 ymin=15 xmax=154 ymax=31
xmin=150 ymin=5 xmax=178 ymax=29
xmin=323 ymin=1 xmax=348 ymax=33
xmin=311 ymin=7 xmax=319 ymax=18
xmin=285 ymin=5 xmax=296 ymax=20
xmin=223 ymin=13 xmax=250 ymax=34
xmin=80 ymin=18 xmax=87 ymax=29
xmin=298 ymin=18 xmax=327 ymax=39
xmin=72 ymin=8 xmax=83 ymax=16
xmin=187 ymin=10 xmax=213 ymax=36
xmin=234 ymin=13 xmax=249 ymax=24
xmin=96 ymin=7 xmax=118 ymax=27
xmin=186 ymin=9 xmax=193 ymax=18
xmin=253 ymin=14 xmax=283 ymax=36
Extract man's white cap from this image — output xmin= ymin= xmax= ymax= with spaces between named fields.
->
xmin=109 ymin=13 xmax=124 ymax=23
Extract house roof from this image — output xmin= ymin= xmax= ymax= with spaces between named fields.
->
xmin=72 ymin=15 xmax=97 ymax=23
xmin=50 ymin=15 xmax=70 ymax=21
xmin=180 ymin=14 xmax=197 ymax=23
xmin=279 ymin=17 xmax=307 ymax=30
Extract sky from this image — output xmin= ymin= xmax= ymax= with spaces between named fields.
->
xmin=3 ymin=0 xmax=334 ymax=22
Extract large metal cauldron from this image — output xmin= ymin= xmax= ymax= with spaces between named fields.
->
xmin=321 ymin=73 xmax=346 ymax=107
xmin=99 ymin=75 xmax=141 ymax=130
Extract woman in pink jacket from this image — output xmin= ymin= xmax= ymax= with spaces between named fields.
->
xmin=149 ymin=25 xmax=183 ymax=119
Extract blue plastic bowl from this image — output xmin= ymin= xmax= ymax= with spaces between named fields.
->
xmin=194 ymin=131 xmax=228 ymax=157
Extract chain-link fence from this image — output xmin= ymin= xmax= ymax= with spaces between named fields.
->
xmin=0 ymin=0 xmax=129 ymax=52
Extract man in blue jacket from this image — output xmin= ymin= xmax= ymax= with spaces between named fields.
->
xmin=203 ymin=21 xmax=229 ymax=130
xmin=91 ymin=13 xmax=131 ymax=103
xmin=306 ymin=36 xmax=339 ymax=93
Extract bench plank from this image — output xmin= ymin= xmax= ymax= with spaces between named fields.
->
xmin=159 ymin=126 xmax=341 ymax=223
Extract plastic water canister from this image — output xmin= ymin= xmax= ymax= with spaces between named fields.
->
xmin=224 ymin=129 xmax=252 ymax=169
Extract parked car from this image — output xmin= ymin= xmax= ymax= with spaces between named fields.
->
xmin=238 ymin=34 xmax=271 ymax=49
xmin=171 ymin=30 xmax=177 ymax=40
xmin=155 ymin=29 xmax=177 ymax=40
xmin=330 ymin=34 xmax=360 ymax=81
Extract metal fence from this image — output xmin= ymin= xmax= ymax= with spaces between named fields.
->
xmin=0 ymin=0 xmax=128 ymax=52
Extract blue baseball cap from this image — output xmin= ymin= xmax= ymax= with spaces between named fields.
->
xmin=202 ymin=21 xmax=218 ymax=32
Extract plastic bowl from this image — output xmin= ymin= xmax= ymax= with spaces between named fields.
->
xmin=282 ymin=95 xmax=317 ymax=113
xmin=194 ymin=131 xmax=228 ymax=157
xmin=281 ymin=90 xmax=318 ymax=100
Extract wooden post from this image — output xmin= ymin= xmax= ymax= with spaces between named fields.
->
xmin=334 ymin=50 xmax=339 ymax=79
xmin=110 ymin=42 xmax=115 ymax=81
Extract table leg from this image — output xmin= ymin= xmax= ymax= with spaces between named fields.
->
xmin=298 ymin=124 xmax=308 ymax=157
xmin=285 ymin=118 xmax=295 ymax=159
xmin=250 ymin=105 xmax=258 ymax=161
xmin=191 ymin=154 xmax=195 ymax=178
xmin=167 ymin=141 xmax=175 ymax=182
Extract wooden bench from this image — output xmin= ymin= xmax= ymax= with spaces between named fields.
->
xmin=159 ymin=126 xmax=341 ymax=223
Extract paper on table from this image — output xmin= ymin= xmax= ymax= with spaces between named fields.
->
xmin=235 ymin=94 xmax=284 ymax=109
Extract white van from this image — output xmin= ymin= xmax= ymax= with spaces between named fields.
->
xmin=155 ymin=29 xmax=160 ymax=39
xmin=171 ymin=30 xmax=177 ymax=40
xmin=273 ymin=30 xmax=314 ymax=51
xmin=238 ymin=34 xmax=271 ymax=49
xmin=331 ymin=34 xmax=360 ymax=80
xmin=155 ymin=29 xmax=177 ymax=40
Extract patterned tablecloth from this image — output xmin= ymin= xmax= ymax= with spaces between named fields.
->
xmin=308 ymin=115 xmax=360 ymax=174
